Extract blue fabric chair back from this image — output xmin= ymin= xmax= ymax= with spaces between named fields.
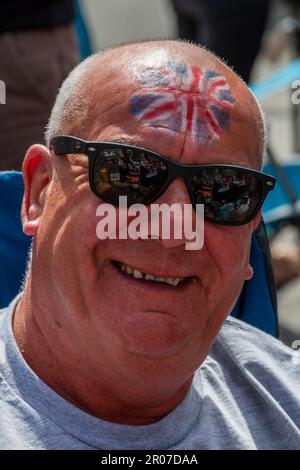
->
xmin=0 ymin=172 xmax=31 ymax=308
xmin=231 ymin=221 xmax=278 ymax=336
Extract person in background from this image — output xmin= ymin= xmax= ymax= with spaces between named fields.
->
xmin=170 ymin=0 xmax=271 ymax=82
xmin=0 ymin=0 xmax=79 ymax=171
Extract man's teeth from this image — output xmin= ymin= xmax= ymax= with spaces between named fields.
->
xmin=119 ymin=263 xmax=183 ymax=286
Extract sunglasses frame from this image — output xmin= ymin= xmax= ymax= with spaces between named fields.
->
xmin=50 ymin=135 xmax=276 ymax=226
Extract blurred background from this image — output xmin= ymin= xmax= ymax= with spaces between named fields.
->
xmin=0 ymin=0 xmax=300 ymax=345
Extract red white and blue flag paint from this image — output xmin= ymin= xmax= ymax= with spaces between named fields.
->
xmin=130 ymin=62 xmax=235 ymax=144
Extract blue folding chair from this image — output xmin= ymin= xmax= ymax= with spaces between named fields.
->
xmin=0 ymin=172 xmax=31 ymax=308
xmin=74 ymin=0 xmax=93 ymax=60
xmin=262 ymin=161 xmax=300 ymax=239
xmin=231 ymin=221 xmax=278 ymax=337
xmin=250 ymin=59 xmax=300 ymax=239
xmin=0 ymin=171 xmax=278 ymax=337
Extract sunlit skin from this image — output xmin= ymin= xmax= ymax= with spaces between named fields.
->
xmin=13 ymin=41 xmax=263 ymax=425
xmin=130 ymin=62 xmax=235 ymax=144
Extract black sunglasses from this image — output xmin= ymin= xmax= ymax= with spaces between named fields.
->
xmin=50 ymin=135 xmax=276 ymax=226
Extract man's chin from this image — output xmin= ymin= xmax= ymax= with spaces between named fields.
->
xmin=121 ymin=311 xmax=190 ymax=358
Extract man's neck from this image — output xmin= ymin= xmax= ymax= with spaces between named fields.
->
xmin=12 ymin=288 xmax=193 ymax=425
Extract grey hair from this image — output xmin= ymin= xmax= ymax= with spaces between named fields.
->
xmin=251 ymin=91 xmax=268 ymax=163
xmin=19 ymin=241 xmax=33 ymax=292
xmin=45 ymin=53 xmax=99 ymax=145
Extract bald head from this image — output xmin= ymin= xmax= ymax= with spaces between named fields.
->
xmin=45 ymin=39 xmax=265 ymax=168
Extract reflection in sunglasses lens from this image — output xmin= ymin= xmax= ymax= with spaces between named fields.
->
xmin=94 ymin=149 xmax=168 ymax=204
xmin=192 ymin=168 xmax=262 ymax=223
xmin=94 ymin=151 xmax=262 ymax=224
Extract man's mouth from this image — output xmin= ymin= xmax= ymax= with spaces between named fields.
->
xmin=113 ymin=261 xmax=185 ymax=287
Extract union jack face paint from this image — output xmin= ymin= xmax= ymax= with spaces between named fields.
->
xmin=130 ymin=62 xmax=235 ymax=144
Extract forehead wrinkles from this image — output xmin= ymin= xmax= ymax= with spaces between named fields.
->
xmin=128 ymin=61 xmax=236 ymax=146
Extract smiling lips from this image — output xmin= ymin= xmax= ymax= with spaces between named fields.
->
xmin=114 ymin=261 xmax=185 ymax=287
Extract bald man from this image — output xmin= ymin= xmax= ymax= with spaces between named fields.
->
xmin=0 ymin=40 xmax=299 ymax=450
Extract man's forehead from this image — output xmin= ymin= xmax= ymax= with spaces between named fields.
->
xmin=54 ymin=41 xmax=263 ymax=170
xmin=90 ymin=46 xmax=259 ymax=131
xmin=128 ymin=62 xmax=236 ymax=146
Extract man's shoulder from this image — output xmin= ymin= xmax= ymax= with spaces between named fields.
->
xmin=201 ymin=316 xmax=300 ymax=394
xmin=218 ymin=316 xmax=294 ymax=362
xmin=190 ymin=318 xmax=300 ymax=449
xmin=0 ymin=300 xmax=15 ymax=337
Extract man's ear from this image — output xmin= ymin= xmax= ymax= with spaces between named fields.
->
xmin=21 ymin=144 xmax=52 ymax=237
xmin=250 ymin=209 xmax=262 ymax=233
xmin=244 ymin=210 xmax=262 ymax=281
xmin=245 ymin=264 xmax=254 ymax=281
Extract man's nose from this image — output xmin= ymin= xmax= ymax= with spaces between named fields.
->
xmin=150 ymin=177 xmax=196 ymax=249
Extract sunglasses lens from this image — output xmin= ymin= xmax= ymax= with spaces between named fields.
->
xmin=93 ymin=147 xmax=168 ymax=204
xmin=192 ymin=168 xmax=263 ymax=224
